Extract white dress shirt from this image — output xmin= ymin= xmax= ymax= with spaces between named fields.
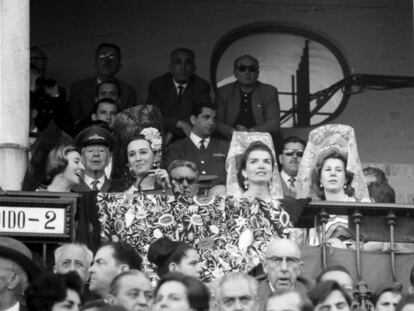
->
xmin=189 ymin=132 xmax=210 ymax=149
xmin=173 ymin=79 xmax=188 ymax=95
xmin=84 ymin=174 xmax=106 ymax=190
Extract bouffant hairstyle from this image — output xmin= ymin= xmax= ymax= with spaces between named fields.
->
xmin=26 ymin=272 xmax=82 ymax=311
xmin=155 ymin=273 xmax=210 ymax=311
xmin=307 ymin=280 xmax=352 ymax=309
xmin=147 ymin=236 xmax=194 ymax=278
xmin=237 ymin=141 xmax=275 ymax=190
xmin=45 ymin=145 xmax=79 ymax=182
xmin=314 ymin=150 xmax=354 ymax=200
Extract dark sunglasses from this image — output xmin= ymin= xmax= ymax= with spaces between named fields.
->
xmin=283 ymin=149 xmax=304 ymax=157
xmin=172 ymin=177 xmax=197 ymax=185
xmin=236 ymin=65 xmax=258 ymax=73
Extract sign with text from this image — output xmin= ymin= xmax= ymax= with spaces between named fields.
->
xmin=0 ymin=191 xmax=79 ymax=242
xmin=0 ymin=206 xmax=66 ymax=235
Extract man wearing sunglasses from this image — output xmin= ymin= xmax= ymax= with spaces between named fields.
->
xmin=279 ymin=136 xmax=307 ymax=198
xmin=215 ymin=54 xmax=280 ymax=141
xmin=168 ymin=160 xmax=200 ymax=197
xmin=70 ymin=42 xmax=137 ymax=123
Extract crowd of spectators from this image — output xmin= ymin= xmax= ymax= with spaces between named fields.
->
xmin=2 ymin=236 xmax=414 ymax=311
xmin=12 ymin=42 xmax=411 ymax=311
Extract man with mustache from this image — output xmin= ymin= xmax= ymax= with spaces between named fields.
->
xmin=278 ymin=136 xmax=306 ymax=198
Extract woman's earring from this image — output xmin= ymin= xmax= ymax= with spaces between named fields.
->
xmin=129 ymin=167 xmax=136 ymax=178
xmin=320 ymin=183 xmax=323 ymax=188
xmin=269 ymin=177 xmax=273 ymax=190
xmin=244 ymin=177 xmax=249 ymax=190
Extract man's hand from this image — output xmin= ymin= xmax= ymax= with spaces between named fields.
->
xmin=176 ymin=120 xmax=192 ymax=136
xmin=235 ymin=124 xmax=250 ymax=131
xmin=45 ymin=84 xmax=60 ymax=98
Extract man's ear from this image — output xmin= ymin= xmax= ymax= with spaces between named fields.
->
xmin=262 ymin=260 xmax=268 ymax=275
xmin=91 ymin=113 xmax=97 ymax=121
xmin=190 ymin=115 xmax=196 ymax=127
xmin=119 ymin=264 xmax=129 ymax=273
xmin=169 ymin=262 xmax=178 ymax=273
xmin=107 ymin=294 xmax=117 ymax=305
xmin=298 ymin=261 xmax=304 ymax=275
xmin=7 ymin=271 xmax=21 ymax=290
xmin=278 ymin=154 xmax=283 ymax=166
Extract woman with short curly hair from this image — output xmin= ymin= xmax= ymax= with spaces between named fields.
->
xmin=39 ymin=145 xmax=84 ymax=192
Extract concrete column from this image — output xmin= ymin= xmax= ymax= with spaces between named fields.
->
xmin=0 ymin=0 xmax=30 ymax=190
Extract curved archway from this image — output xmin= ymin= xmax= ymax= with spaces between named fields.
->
xmin=210 ymin=22 xmax=352 ymax=128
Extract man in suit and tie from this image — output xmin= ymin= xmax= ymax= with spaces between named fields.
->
xmin=147 ymin=47 xmax=210 ymax=142
xmin=70 ymin=42 xmax=137 ymax=123
xmin=74 ymin=124 xmax=113 ymax=192
xmin=279 ymin=136 xmax=306 ymax=198
xmin=165 ymin=102 xmax=229 ymax=186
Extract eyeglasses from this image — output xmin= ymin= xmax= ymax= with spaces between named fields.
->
xmin=98 ymin=53 xmax=118 ymax=61
xmin=222 ymin=295 xmax=254 ymax=307
xmin=236 ymin=65 xmax=258 ymax=73
xmin=265 ymin=256 xmax=301 ymax=267
xmin=282 ymin=149 xmax=304 ymax=157
xmin=172 ymin=177 xmax=197 ymax=185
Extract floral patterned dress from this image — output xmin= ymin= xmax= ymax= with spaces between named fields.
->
xmin=97 ymin=193 xmax=291 ymax=282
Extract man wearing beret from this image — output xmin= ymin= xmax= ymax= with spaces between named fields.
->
xmin=0 ymin=237 xmax=40 ymax=311
xmin=74 ymin=124 xmax=113 ymax=192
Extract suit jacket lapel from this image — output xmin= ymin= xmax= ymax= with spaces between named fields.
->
xmin=229 ymin=83 xmax=241 ymax=125
xmin=101 ymin=178 xmax=111 ymax=192
xmin=251 ymin=84 xmax=263 ymax=124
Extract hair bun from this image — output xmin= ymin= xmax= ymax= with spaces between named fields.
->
xmin=147 ymin=237 xmax=178 ymax=265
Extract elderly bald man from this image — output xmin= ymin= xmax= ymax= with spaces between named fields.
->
xmin=257 ymin=238 xmax=309 ymax=311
